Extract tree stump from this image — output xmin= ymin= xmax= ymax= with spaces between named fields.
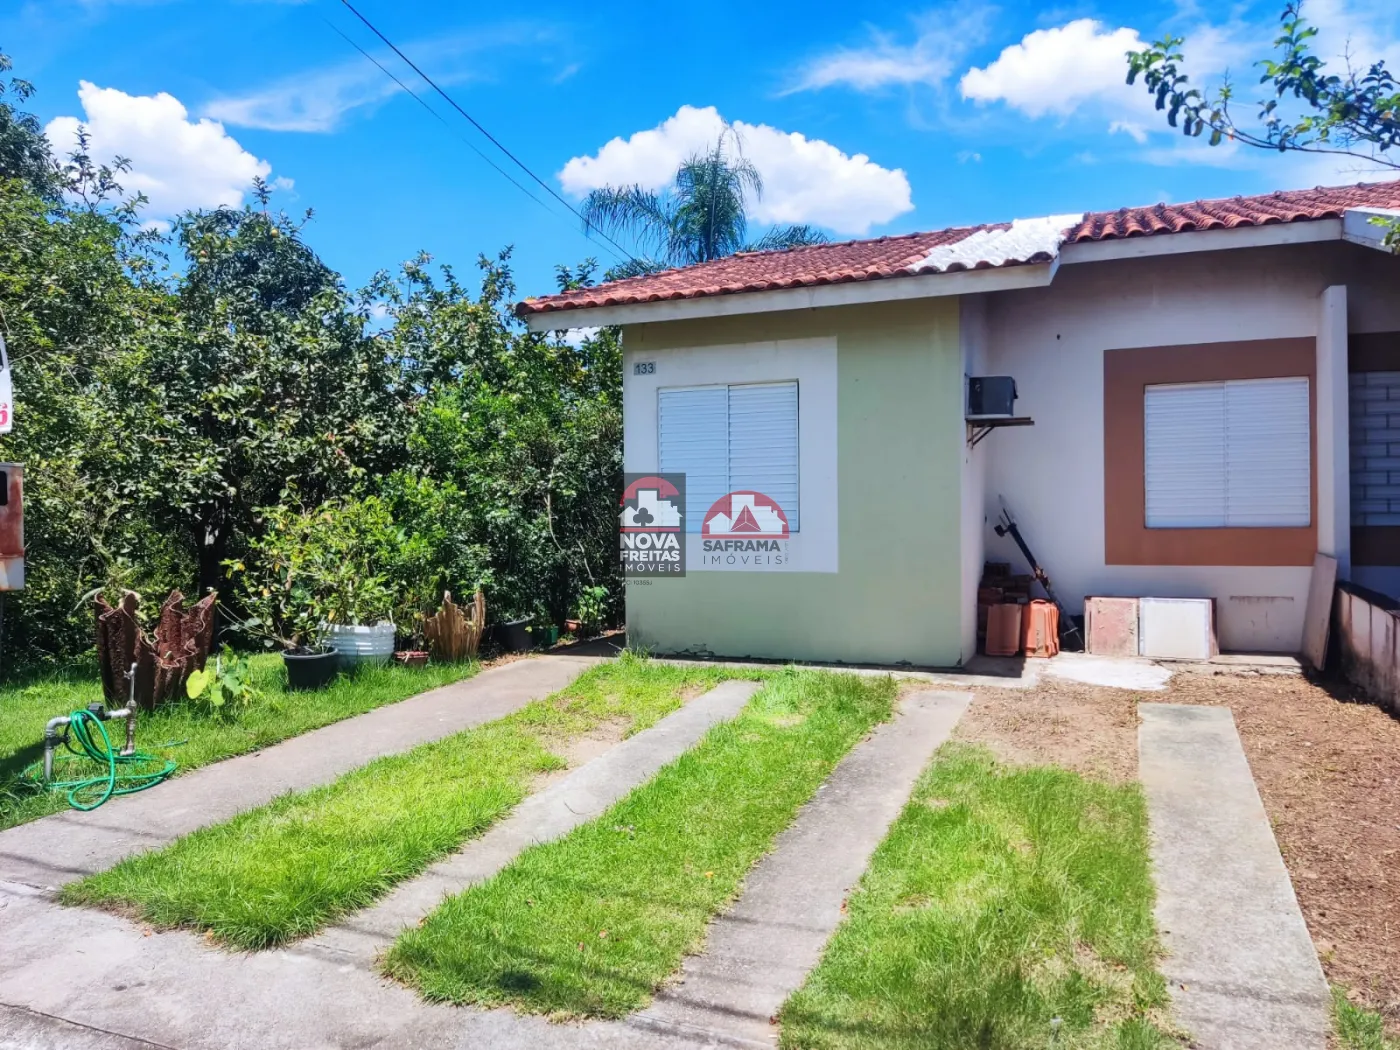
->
xmin=424 ymin=590 xmax=485 ymax=663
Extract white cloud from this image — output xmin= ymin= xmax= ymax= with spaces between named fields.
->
xmin=45 ymin=82 xmax=278 ymax=217
xmin=203 ymin=56 xmax=404 ymax=133
xmin=960 ymin=20 xmax=1146 ymax=119
xmin=785 ymin=8 xmax=993 ymax=93
xmin=558 ymin=105 xmax=912 ymax=236
xmin=204 ymin=26 xmax=560 ymax=133
xmin=1109 ymin=120 xmax=1148 ymax=144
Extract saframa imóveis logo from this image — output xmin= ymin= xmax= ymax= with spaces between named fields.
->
xmin=700 ymin=490 xmax=788 ymax=567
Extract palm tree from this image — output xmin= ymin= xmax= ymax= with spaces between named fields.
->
xmin=581 ymin=135 xmax=828 ymax=277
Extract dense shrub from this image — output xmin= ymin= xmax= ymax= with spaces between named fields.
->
xmin=0 ymin=52 xmax=622 ymax=671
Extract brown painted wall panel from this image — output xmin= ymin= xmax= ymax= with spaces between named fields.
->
xmin=1103 ymin=338 xmax=1317 ymax=567
xmin=1349 ymin=332 xmax=1400 ymax=373
xmin=1353 ymin=526 xmax=1400 ymax=566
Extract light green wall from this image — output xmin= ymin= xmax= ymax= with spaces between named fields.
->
xmin=624 ymin=298 xmax=965 ymax=667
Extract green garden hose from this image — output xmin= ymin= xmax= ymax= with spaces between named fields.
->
xmin=29 ymin=709 xmax=177 ymax=812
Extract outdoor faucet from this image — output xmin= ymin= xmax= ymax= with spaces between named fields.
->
xmin=41 ymin=661 xmax=138 ymax=783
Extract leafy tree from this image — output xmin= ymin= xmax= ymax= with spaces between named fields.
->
xmin=1127 ymin=2 xmax=1399 ymax=169
xmin=99 ymin=204 xmax=416 ymax=601
xmin=392 ymin=255 xmax=622 ymax=625
xmin=0 ymin=45 xmax=624 ymax=669
xmin=581 ymin=134 xmax=828 ymax=274
xmin=0 ymin=49 xmax=55 ymax=195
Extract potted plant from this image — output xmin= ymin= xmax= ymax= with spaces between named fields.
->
xmin=527 ymin=623 xmax=560 ymax=650
xmin=228 ymin=545 xmax=340 ymax=692
xmin=393 ymin=606 xmax=430 ymax=669
xmin=494 ymin=607 xmax=536 ymax=653
xmin=576 ymin=585 xmax=609 ymax=639
xmin=321 ymin=566 xmax=396 ymax=666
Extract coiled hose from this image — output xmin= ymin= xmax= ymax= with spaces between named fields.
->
xmin=28 ymin=709 xmax=177 ymax=811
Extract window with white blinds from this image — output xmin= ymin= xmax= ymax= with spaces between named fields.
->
xmin=658 ymin=381 xmax=799 ymax=533
xmin=1144 ymin=377 xmax=1310 ymax=528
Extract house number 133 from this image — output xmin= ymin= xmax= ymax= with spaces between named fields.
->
xmin=633 ymin=361 xmax=656 ymax=375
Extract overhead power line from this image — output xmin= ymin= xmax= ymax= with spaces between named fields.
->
xmin=334 ymin=0 xmax=643 ymax=268
xmin=321 ymin=19 xmax=563 ymax=226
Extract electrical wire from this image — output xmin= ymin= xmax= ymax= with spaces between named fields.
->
xmin=321 ymin=18 xmax=565 ymax=227
xmin=334 ymin=0 xmax=644 ymax=268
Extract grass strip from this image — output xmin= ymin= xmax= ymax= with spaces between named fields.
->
xmin=778 ymin=743 xmax=1180 ymax=1050
xmin=1 ymin=655 xmax=478 ymax=831
xmin=63 ymin=654 xmax=746 ymax=949
xmin=383 ymin=668 xmax=897 ymax=1018
xmin=1334 ymin=986 xmax=1400 ymax=1050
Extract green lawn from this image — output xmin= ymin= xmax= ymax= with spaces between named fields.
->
xmin=0 ymin=655 xmax=478 ymax=831
xmin=383 ymin=668 xmax=897 ymax=1019
xmin=777 ymin=744 xmax=1180 ymax=1050
xmin=1334 ymin=986 xmax=1400 ymax=1050
xmin=63 ymin=655 xmax=749 ymax=949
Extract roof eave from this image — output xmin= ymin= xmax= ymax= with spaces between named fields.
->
xmin=522 ymin=259 xmax=1059 ymax=332
xmin=522 ymin=213 xmax=1361 ymax=332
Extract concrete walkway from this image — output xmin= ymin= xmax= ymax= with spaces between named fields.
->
xmin=0 ymin=683 xmax=966 ymax=1050
xmin=309 ymin=680 xmax=761 ymax=959
xmin=1139 ymin=704 xmax=1330 ymax=1050
xmin=0 ymin=656 xmax=598 ymax=890
xmin=630 ymin=690 xmax=971 ymax=1047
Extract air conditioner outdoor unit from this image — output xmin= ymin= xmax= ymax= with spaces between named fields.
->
xmin=967 ymin=376 xmax=1018 ymax=420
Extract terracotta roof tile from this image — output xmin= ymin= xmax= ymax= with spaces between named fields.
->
xmin=519 ymin=178 xmax=1400 ymax=318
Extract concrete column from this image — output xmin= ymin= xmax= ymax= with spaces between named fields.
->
xmin=1317 ymin=285 xmax=1350 ymax=578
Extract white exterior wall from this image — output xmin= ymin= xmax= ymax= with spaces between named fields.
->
xmin=982 ymin=241 xmax=1400 ymax=653
xmin=959 ymin=295 xmax=989 ymax=663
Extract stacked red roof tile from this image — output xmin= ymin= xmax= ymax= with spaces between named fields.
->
xmin=518 ymin=179 xmax=1400 ymax=318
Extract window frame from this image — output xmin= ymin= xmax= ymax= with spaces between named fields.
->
xmin=1103 ymin=338 xmax=1317 ymax=567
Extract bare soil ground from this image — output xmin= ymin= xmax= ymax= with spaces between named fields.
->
xmin=953 ymin=674 xmax=1142 ymax=782
xmin=955 ymin=669 xmax=1400 ymax=1034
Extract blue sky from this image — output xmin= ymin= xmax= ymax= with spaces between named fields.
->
xmin=6 ymin=0 xmax=1399 ymax=305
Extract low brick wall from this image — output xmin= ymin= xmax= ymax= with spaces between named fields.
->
xmin=1335 ymin=581 xmax=1400 ymax=714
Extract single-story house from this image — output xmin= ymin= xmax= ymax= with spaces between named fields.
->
xmin=518 ymin=179 xmax=1400 ymax=667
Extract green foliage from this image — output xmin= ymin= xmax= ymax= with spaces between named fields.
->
xmin=581 ymin=129 xmax=829 ymax=272
xmin=575 ymin=584 xmax=609 ymax=631
xmin=185 ymin=645 xmax=263 ymax=714
xmin=1127 ymin=3 xmax=1400 ymax=164
xmin=779 ymin=744 xmax=1178 ymax=1049
xmin=0 ymin=654 xmax=479 ymax=831
xmin=1333 ymin=985 xmax=1400 ymax=1050
xmin=0 ymin=47 xmax=622 ymax=670
xmin=0 ymin=49 xmax=56 ymax=195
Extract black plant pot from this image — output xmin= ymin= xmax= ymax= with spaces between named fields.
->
xmin=496 ymin=617 xmax=534 ymax=653
xmin=283 ymin=647 xmax=340 ymax=691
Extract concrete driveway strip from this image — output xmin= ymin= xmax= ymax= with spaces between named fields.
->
xmin=1139 ymin=703 xmax=1330 ymax=1050
xmin=0 ymin=680 xmax=764 ymax=1050
xmin=309 ymin=679 xmax=762 ymax=959
xmin=0 ymin=656 xmax=598 ymax=891
xmin=629 ymin=689 xmax=972 ymax=1048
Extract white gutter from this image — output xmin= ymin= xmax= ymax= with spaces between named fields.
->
xmin=1340 ymin=207 xmax=1400 ymax=252
xmin=1059 ymin=217 xmax=1343 ymax=263
xmin=525 ymin=209 xmax=1386 ymax=332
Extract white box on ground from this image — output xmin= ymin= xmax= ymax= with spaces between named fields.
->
xmin=1138 ymin=597 xmax=1218 ymax=660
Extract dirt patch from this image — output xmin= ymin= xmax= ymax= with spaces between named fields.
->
xmin=953 ymin=676 xmax=1141 ymax=782
xmin=1165 ymin=671 xmax=1400 ymax=1032
xmin=530 ymin=718 xmax=631 ymax=792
